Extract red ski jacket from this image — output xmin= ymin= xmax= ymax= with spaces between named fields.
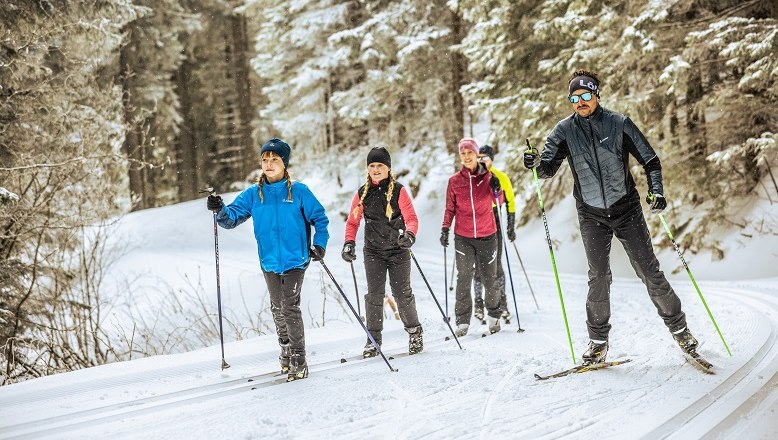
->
xmin=442 ymin=165 xmax=497 ymax=238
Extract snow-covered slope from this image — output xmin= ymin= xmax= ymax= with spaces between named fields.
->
xmin=1 ymin=146 xmax=777 ymax=439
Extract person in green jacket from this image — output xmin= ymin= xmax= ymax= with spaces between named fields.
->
xmin=472 ymin=144 xmax=516 ymax=324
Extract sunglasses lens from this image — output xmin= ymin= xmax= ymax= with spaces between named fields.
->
xmin=568 ymin=95 xmax=579 ymax=103
xmin=582 ymin=92 xmax=592 ymax=101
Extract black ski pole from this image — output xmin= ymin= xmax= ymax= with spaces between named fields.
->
xmin=494 ymin=193 xmax=525 ymax=332
xmin=318 ymin=260 xmax=397 ymax=372
xmin=349 ymin=261 xmax=363 ymax=319
xmin=200 ymin=186 xmax=230 ymax=370
xmin=408 ymin=251 xmax=463 ymax=349
xmin=511 ymin=241 xmax=539 ymax=310
xmin=443 ymin=247 xmax=449 ymax=322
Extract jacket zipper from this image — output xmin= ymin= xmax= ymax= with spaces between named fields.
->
xmin=587 ymin=119 xmax=608 ymax=209
xmin=468 ymin=173 xmax=477 ymax=238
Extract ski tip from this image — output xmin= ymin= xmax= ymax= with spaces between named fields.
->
xmin=481 ymin=333 xmax=488 ymax=338
xmin=533 ymin=373 xmax=546 ymax=380
xmin=340 ymin=358 xmax=347 ymax=363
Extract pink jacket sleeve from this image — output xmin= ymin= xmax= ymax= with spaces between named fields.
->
xmin=442 ymin=179 xmax=455 ymax=230
xmin=398 ymin=187 xmax=418 ymax=235
xmin=344 ymin=192 xmax=362 ymax=242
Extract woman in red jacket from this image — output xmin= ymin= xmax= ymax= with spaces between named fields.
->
xmin=341 ymin=147 xmax=423 ymax=357
xmin=440 ymin=138 xmax=503 ymax=336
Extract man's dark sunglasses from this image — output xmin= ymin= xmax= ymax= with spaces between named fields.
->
xmin=568 ymin=92 xmax=594 ymax=104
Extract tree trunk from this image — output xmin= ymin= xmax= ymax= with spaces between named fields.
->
xmin=120 ymin=43 xmax=147 ymax=212
xmin=230 ymin=12 xmax=257 ymax=177
xmin=173 ymin=56 xmax=199 ymax=202
xmin=444 ymin=7 xmax=466 ymax=157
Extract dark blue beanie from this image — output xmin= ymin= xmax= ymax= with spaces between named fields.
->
xmin=479 ymin=144 xmax=495 ymax=160
xmin=260 ymin=138 xmax=291 ymax=168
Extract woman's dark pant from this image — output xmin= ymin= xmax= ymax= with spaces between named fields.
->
xmin=454 ymin=234 xmax=501 ymax=325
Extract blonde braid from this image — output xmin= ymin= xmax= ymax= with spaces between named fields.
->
xmin=257 ymin=174 xmax=266 ymax=203
xmin=351 ymin=174 xmax=370 ymax=219
xmin=385 ymin=171 xmax=395 ymax=219
xmin=285 ymin=169 xmax=293 ymax=201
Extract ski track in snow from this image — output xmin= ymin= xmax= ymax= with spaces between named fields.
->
xmin=1 ymin=249 xmax=777 ymax=438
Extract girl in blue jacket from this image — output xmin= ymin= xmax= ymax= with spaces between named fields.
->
xmin=206 ymin=138 xmax=329 ymax=381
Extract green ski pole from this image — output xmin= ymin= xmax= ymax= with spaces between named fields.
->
xmin=526 ymin=139 xmax=576 ymax=364
xmin=649 ymin=194 xmax=732 ymax=356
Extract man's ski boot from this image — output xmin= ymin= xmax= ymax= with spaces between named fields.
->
xmin=500 ymin=310 xmax=511 ymax=325
xmin=474 ymin=298 xmax=485 ymax=324
xmin=582 ymin=340 xmax=608 ymax=365
xmin=363 ymin=341 xmax=379 ymax=358
xmin=455 ymin=323 xmax=469 ymax=337
xmin=672 ymin=327 xmax=698 ymax=353
xmin=672 ymin=327 xmax=713 ymax=373
xmin=279 ymin=341 xmax=291 ymax=374
xmin=486 ymin=315 xmax=501 ymax=334
xmin=286 ymin=354 xmax=308 ymax=382
xmin=407 ymin=326 xmax=424 ymax=355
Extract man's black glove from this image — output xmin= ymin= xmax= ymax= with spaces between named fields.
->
xmin=398 ymin=231 xmax=415 ymax=249
xmin=489 ymin=175 xmax=501 ymax=191
xmin=310 ymin=245 xmax=326 ymax=261
xmin=523 ymin=150 xmax=539 ymax=169
xmin=207 ymin=194 xmax=223 ymax=211
xmin=439 ymin=228 xmax=449 ymax=247
xmin=341 ymin=241 xmax=356 ymax=262
xmin=506 ymin=212 xmax=516 ymax=242
xmin=646 ymin=192 xmax=667 ymax=214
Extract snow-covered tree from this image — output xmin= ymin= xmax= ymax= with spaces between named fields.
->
xmin=0 ymin=0 xmax=143 ymax=383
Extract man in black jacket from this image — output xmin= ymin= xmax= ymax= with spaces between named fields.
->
xmin=523 ymin=69 xmax=700 ymax=365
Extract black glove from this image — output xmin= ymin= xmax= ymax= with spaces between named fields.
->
xmin=207 ymin=194 xmax=223 ymax=211
xmin=398 ymin=231 xmax=415 ymax=249
xmin=523 ymin=150 xmax=539 ymax=169
xmin=310 ymin=245 xmax=326 ymax=261
xmin=341 ymin=241 xmax=356 ymax=262
xmin=439 ymin=228 xmax=449 ymax=247
xmin=646 ymin=193 xmax=667 ymax=214
xmin=489 ymin=175 xmax=501 ymax=191
xmin=506 ymin=212 xmax=516 ymax=242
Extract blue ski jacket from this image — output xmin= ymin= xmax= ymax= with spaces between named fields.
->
xmin=215 ymin=178 xmax=329 ymax=274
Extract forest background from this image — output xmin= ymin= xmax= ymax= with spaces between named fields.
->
xmin=1 ymin=0 xmax=776 ymax=384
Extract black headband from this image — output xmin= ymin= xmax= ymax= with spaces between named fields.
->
xmin=569 ymin=75 xmax=600 ymax=96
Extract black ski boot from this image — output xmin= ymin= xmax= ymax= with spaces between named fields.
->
xmin=279 ymin=341 xmax=291 ymax=374
xmin=474 ymin=298 xmax=485 ymax=323
xmin=407 ymin=326 xmax=424 ymax=355
xmin=582 ymin=340 xmax=608 ymax=365
xmin=363 ymin=340 xmax=379 ymax=358
xmin=286 ymin=354 xmax=308 ymax=382
xmin=672 ymin=328 xmax=698 ymax=354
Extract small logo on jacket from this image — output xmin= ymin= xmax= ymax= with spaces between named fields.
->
xmin=600 ymin=137 xmax=609 ymax=143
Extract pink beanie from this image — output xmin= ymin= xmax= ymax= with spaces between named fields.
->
xmin=458 ymin=138 xmax=479 ymax=155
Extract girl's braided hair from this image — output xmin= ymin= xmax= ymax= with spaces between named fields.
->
xmin=354 ymin=171 xmax=396 ymax=219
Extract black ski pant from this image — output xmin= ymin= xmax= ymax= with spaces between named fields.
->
xmin=263 ymin=268 xmax=307 ymax=357
xmin=577 ymin=200 xmax=687 ymax=341
xmin=473 ymin=208 xmax=508 ymax=312
xmin=454 ymin=234 xmax=501 ymax=325
xmin=363 ymin=247 xmax=420 ymax=345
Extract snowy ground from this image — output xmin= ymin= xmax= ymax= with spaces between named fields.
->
xmin=1 ymin=151 xmax=777 ymax=439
